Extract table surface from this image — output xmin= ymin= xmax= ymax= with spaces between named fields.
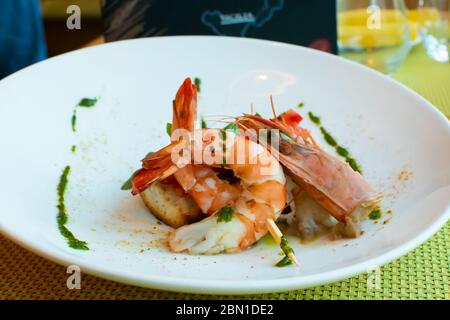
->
xmin=1 ymin=45 xmax=449 ymax=300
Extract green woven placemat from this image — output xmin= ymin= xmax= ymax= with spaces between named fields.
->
xmin=394 ymin=45 xmax=450 ymax=117
xmin=0 ymin=46 xmax=448 ymax=300
xmin=0 ymin=223 xmax=448 ymax=299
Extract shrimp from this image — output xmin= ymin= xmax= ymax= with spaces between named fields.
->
xmin=132 ymin=128 xmax=286 ymax=254
xmin=236 ymin=111 xmax=380 ymax=223
xmin=171 ymin=78 xmax=240 ymax=215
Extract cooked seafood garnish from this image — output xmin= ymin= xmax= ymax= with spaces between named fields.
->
xmin=127 ymin=77 xmax=382 ymax=266
xmin=237 ymin=111 xmax=381 ymax=222
xmin=133 ymin=128 xmax=286 ymax=254
xmin=171 ymin=79 xmax=240 ymax=215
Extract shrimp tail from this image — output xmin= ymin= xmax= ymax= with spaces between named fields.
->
xmin=131 ymin=142 xmax=181 ymax=195
xmin=172 ymin=77 xmax=198 ymax=132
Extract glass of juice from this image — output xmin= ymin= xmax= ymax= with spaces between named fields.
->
xmin=406 ymin=0 xmax=440 ymax=45
xmin=337 ymin=0 xmax=412 ymax=75
xmin=420 ymin=0 xmax=450 ymax=62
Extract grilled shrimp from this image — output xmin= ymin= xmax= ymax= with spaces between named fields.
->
xmin=237 ymin=111 xmax=380 ymax=222
xmin=171 ymin=78 xmax=240 ymax=215
xmin=132 ymin=129 xmax=286 ymax=254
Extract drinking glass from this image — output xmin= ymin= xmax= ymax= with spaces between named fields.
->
xmin=406 ymin=0 xmax=440 ymax=44
xmin=337 ymin=0 xmax=412 ymax=74
xmin=420 ymin=0 xmax=450 ymax=62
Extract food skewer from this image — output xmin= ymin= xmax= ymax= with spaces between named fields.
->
xmin=266 ymin=218 xmax=299 ymax=266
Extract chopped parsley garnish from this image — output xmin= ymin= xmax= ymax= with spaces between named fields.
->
xmin=201 ymin=117 xmax=208 ymax=128
xmin=298 ymin=102 xmax=305 ymax=108
xmin=194 ymin=77 xmax=201 ymax=93
xmin=275 ymin=236 xmax=295 ymax=267
xmin=369 ymin=208 xmax=382 ymax=220
xmin=216 ymin=207 xmax=233 ymax=222
xmin=166 ymin=122 xmax=172 ymax=136
xmin=121 ymin=170 xmax=139 ymax=191
xmin=121 ymin=152 xmax=154 ymax=190
xmin=255 ymin=112 xmax=262 ymax=118
xmin=223 ymin=122 xmax=239 ymax=135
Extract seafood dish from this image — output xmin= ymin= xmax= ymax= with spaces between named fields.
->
xmin=128 ymin=78 xmax=381 ymax=266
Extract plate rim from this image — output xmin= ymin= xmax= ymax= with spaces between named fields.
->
xmin=0 ymin=36 xmax=449 ymax=295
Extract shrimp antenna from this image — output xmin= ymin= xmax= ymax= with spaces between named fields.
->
xmin=204 ymin=115 xmax=236 ymax=119
xmin=270 ymin=95 xmax=277 ymax=119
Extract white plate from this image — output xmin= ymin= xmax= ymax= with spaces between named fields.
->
xmin=0 ymin=36 xmax=449 ymax=295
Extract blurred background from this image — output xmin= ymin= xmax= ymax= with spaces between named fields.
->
xmin=3 ymin=0 xmax=449 ymax=68
xmin=42 ymin=0 xmax=102 ymax=56
xmin=1 ymin=0 xmax=449 ymax=117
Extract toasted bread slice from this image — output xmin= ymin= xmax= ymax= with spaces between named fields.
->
xmin=140 ymin=181 xmax=202 ymax=228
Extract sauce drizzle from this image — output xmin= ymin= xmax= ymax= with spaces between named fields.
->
xmin=57 ymin=166 xmax=89 ymax=250
xmin=307 ymin=112 xmax=362 ymax=173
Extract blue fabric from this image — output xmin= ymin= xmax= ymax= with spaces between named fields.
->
xmin=0 ymin=0 xmax=47 ymax=78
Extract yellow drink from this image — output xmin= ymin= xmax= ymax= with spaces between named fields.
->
xmin=338 ymin=8 xmax=411 ymax=74
xmin=338 ymin=9 xmax=409 ymax=47
xmin=408 ymin=8 xmax=441 ymax=43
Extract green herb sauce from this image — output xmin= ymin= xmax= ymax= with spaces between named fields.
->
xmin=194 ymin=77 xmax=201 ymax=93
xmin=216 ymin=207 xmax=233 ymax=223
xmin=347 ymin=158 xmax=361 ymax=173
xmin=71 ymin=97 xmax=98 ymax=132
xmin=275 ymin=255 xmax=293 ymax=267
xmin=308 ymin=111 xmax=362 ymax=174
xmin=280 ymin=235 xmax=294 ymax=256
xmin=78 ymin=97 xmax=98 ymax=108
xmin=71 ymin=145 xmax=76 ymax=154
xmin=336 ymin=146 xmax=349 ymax=157
xmin=320 ymin=127 xmax=337 ymax=147
xmin=57 ymin=166 xmax=89 ymax=250
xmin=260 ymin=233 xmax=277 ymax=246
xmin=307 ymin=111 xmax=321 ymax=125
xmin=275 ymin=236 xmax=295 ymax=267
xmin=71 ymin=110 xmax=77 ymax=132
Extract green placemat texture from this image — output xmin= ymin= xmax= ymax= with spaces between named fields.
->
xmin=394 ymin=45 xmax=450 ymax=117
xmin=0 ymin=45 xmax=449 ymax=300
xmin=0 ymin=223 xmax=448 ymax=299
